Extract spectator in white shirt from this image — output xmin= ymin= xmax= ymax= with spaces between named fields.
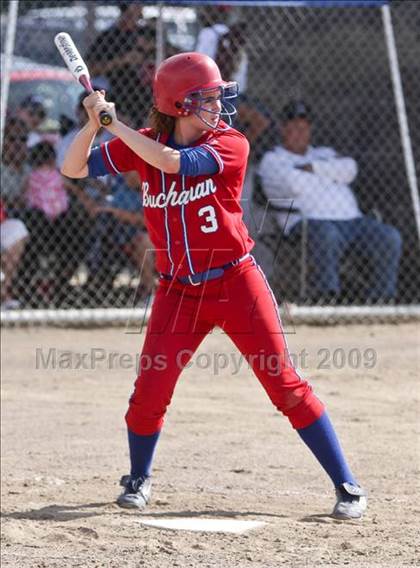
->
xmin=258 ymin=101 xmax=402 ymax=304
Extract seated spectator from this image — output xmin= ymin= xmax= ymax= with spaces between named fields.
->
xmin=1 ymin=117 xmax=30 ymax=210
xmin=26 ymin=141 xmax=70 ymax=220
xmin=16 ymin=95 xmax=48 ymax=148
xmin=0 ymin=200 xmax=29 ymax=309
xmin=258 ymin=100 xmax=402 ymax=304
xmin=18 ymin=142 xmax=93 ymax=305
xmin=84 ymin=170 xmax=155 ymax=304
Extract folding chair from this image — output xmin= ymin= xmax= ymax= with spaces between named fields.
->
xmin=249 ymin=172 xmax=308 ymax=302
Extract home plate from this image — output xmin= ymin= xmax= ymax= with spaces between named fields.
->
xmin=138 ymin=518 xmax=266 ymax=534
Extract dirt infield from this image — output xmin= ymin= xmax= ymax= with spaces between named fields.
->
xmin=1 ymin=323 xmax=419 ymax=568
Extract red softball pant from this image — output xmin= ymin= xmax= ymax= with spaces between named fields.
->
xmin=126 ymin=257 xmax=324 ymax=435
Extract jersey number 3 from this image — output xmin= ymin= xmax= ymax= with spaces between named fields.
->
xmin=198 ymin=205 xmax=218 ymax=233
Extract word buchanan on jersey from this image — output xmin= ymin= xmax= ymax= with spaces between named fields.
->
xmin=142 ymin=178 xmax=217 ymax=209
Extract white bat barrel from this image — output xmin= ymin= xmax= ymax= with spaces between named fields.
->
xmin=54 ymin=32 xmax=112 ymax=126
xmin=54 ymin=32 xmax=90 ymax=84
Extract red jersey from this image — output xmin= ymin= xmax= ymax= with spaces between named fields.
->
xmin=100 ymin=123 xmax=254 ymax=276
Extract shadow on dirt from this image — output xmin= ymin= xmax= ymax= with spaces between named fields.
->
xmin=1 ymin=502 xmax=112 ymax=522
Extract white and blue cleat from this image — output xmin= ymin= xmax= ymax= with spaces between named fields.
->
xmin=332 ymin=482 xmax=367 ymax=520
xmin=116 ymin=474 xmax=152 ymax=510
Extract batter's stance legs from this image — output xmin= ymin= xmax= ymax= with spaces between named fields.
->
xmin=117 ymin=267 xmax=367 ymax=518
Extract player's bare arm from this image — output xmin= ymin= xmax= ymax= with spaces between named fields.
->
xmin=61 ymin=91 xmax=181 ymax=177
xmin=89 ymin=90 xmax=182 ymax=174
xmin=60 ymin=93 xmax=105 ymax=178
xmin=105 ymin=119 xmax=181 ymax=174
xmin=60 ymin=123 xmax=98 ymax=178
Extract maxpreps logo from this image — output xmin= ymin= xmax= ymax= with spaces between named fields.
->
xmin=142 ymin=178 xmax=217 ymax=209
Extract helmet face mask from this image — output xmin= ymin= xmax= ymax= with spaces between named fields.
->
xmin=182 ymin=82 xmax=239 ymax=131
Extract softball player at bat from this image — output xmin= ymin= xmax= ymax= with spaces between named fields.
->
xmin=62 ymin=52 xmax=367 ymax=520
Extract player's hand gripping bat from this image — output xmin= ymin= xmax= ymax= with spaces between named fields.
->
xmin=54 ymin=32 xmax=112 ymax=127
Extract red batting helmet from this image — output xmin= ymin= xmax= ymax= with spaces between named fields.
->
xmin=153 ymin=52 xmax=238 ymax=126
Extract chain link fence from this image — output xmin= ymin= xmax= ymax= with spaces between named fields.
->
xmin=1 ymin=0 xmax=419 ymax=324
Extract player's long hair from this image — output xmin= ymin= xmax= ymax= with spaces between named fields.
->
xmin=149 ymin=106 xmax=175 ymax=135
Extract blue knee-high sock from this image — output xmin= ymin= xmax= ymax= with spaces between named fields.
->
xmin=128 ymin=429 xmax=161 ymax=479
xmin=297 ymin=411 xmax=357 ymax=487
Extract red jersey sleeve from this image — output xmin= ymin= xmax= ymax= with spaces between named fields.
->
xmin=100 ymin=136 xmax=137 ymax=175
xmin=200 ymin=126 xmax=250 ymax=175
xmin=99 ymin=128 xmax=156 ymax=175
